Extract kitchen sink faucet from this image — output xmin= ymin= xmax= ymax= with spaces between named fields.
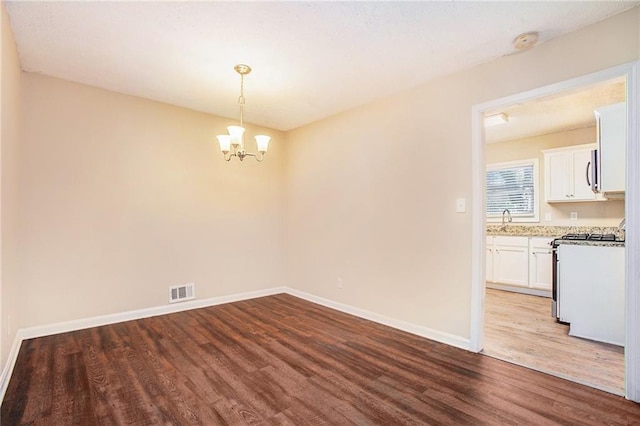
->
xmin=501 ymin=209 xmax=512 ymax=230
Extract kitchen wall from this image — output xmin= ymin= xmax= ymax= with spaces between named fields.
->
xmin=285 ymin=8 xmax=640 ymax=341
xmin=486 ymin=126 xmax=625 ymax=227
xmin=18 ymin=73 xmax=286 ymax=328
xmin=1 ymin=3 xmax=23 ymax=369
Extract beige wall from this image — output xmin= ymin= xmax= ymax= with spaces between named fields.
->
xmin=1 ymin=3 xmax=22 ymax=368
xmin=486 ymin=126 xmax=625 ymax=226
xmin=285 ymin=8 xmax=640 ymax=340
xmin=0 ymin=5 xmax=638 ymax=373
xmin=18 ymin=74 xmax=285 ymax=328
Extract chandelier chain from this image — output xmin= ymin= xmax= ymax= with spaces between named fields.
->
xmin=238 ymin=73 xmax=245 ymax=127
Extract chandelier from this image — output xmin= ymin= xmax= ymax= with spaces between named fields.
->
xmin=216 ymin=64 xmax=270 ymax=162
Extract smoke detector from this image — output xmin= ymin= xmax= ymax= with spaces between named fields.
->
xmin=513 ymin=32 xmax=539 ymax=50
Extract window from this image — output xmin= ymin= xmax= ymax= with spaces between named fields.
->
xmin=486 ymin=159 xmax=539 ymax=222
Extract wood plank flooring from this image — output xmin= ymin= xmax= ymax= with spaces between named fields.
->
xmin=3 ymin=293 xmax=640 ymax=425
xmin=483 ymin=288 xmax=625 ymax=395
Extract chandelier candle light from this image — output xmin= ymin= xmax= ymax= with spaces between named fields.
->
xmin=217 ymin=64 xmax=270 ymax=162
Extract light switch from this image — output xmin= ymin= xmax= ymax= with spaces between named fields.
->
xmin=456 ymin=198 xmax=466 ymax=213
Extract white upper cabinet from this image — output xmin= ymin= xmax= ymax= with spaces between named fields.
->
xmin=595 ymin=102 xmax=626 ymax=195
xmin=543 ymin=144 xmax=598 ymax=203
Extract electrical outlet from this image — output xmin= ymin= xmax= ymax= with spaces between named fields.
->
xmin=336 ymin=277 xmax=343 ymax=289
xmin=570 ymin=212 xmax=578 ymax=220
xmin=545 ymin=213 xmax=552 ymax=221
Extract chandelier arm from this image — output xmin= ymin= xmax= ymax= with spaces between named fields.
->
xmin=223 ymin=152 xmax=235 ymax=162
xmin=240 ymin=152 xmax=264 ymax=162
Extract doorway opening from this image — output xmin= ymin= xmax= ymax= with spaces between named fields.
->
xmin=469 ymin=62 xmax=639 ymax=400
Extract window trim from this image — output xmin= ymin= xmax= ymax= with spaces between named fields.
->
xmin=486 ymin=158 xmax=540 ymax=223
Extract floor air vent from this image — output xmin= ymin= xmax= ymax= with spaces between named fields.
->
xmin=169 ymin=283 xmax=195 ymax=303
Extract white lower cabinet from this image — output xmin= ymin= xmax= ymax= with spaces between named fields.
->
xmin=493 ymin=236 xmax=529 ymax=287
xmin=529 ymin=238 xmax=553 ymax=291
xmin=486 ymin=238 xmax=494 ymax=283
xmin=486 ymin=235 xmax=553 ymax=294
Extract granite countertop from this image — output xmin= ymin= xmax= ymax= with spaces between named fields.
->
xmin=486 ymin=224 xmax=625 ymax=244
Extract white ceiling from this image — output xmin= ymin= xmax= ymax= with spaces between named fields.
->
xmin=5 ymin=1 xmax=639 ymax=131
xmin=485 ymin=77 xmax=626 ymax=143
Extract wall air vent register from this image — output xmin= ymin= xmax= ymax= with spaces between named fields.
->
xmin=169 ymin=283 xmax=195 ymax=303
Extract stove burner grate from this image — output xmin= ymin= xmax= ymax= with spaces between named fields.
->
xmin=559 ymin=233 xmax=618 ymax=241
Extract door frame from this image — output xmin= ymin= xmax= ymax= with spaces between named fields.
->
xmin=469 ymin=61 xmax=640 ymax=401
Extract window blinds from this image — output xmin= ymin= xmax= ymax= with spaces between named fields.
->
xmin=486 ymin=163 xmax=535 ymax=216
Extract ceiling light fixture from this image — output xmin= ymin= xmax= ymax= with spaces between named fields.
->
xmin=513 ymin=32 xmax=539 ymax=50
xmin=217 ymin=64 xmax=270 ymax=162
xmin=484 ymin=113 xmax=509 ymax=127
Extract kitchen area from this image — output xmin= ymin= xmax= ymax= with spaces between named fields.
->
xmin=483 ymin=77 xmax=627 ymax=394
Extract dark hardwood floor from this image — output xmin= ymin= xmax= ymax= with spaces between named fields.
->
xmin=3 ymin=293 xmax=640 ymax=425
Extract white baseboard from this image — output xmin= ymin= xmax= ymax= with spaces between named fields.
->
xmin=0 ymin=330 xmax=24 ymax=402
xmin=19 ymin=286 xmax=286 ymax=341
xmin=1 ymin=285 xmax=471 ymax=402
xmin=0 ymin=286 xmax=285 ymax=401
xmin=486 ymin=283 xmax=552 ymax=298
xmin=284 ymin=288 xmax=471 ymax=351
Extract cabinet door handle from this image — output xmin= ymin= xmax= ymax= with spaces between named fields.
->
xmin=586 ymin=161 xmax=591 ymax=186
